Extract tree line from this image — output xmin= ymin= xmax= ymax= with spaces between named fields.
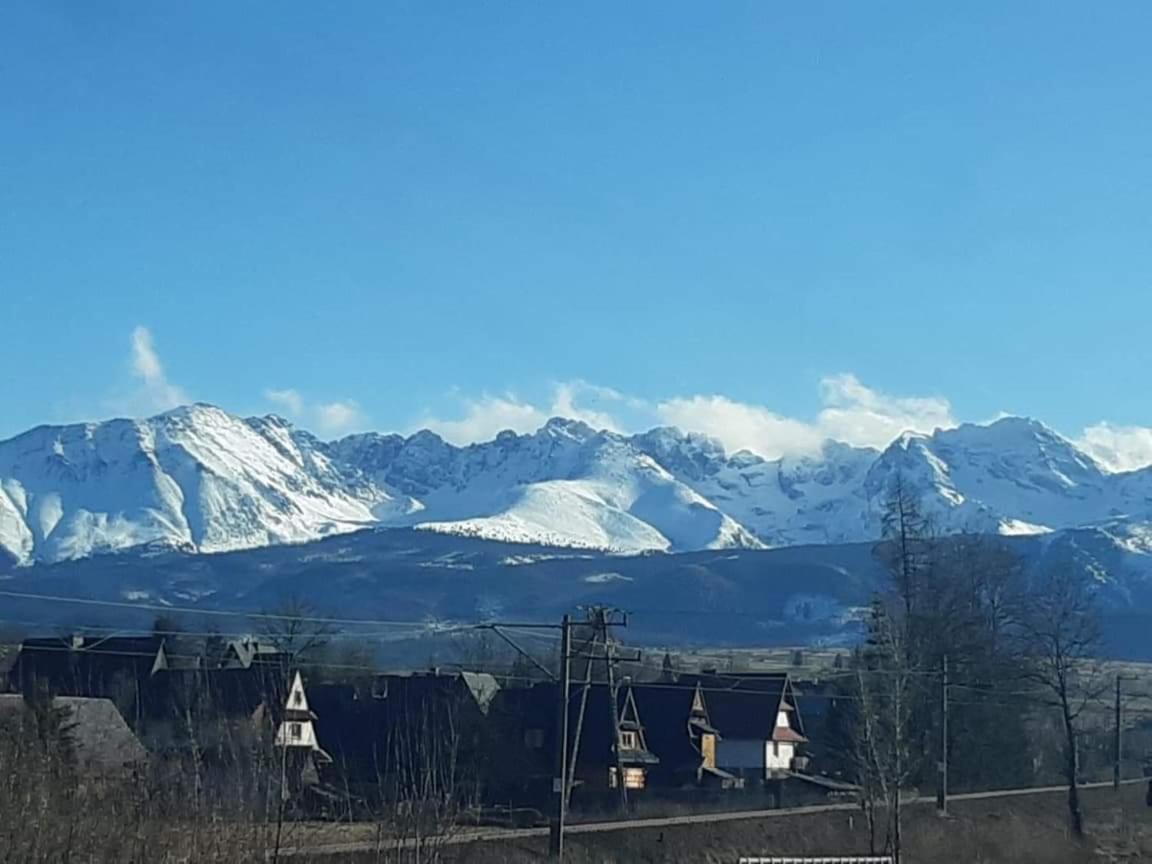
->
xmin=825 ymin=474 xmax=1113 ymax=862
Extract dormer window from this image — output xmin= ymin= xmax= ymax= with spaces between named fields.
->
xmin=619 ymin=730 xmax=639 ymax=750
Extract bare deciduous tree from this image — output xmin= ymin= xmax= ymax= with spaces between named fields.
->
xmin=256 ymin=594 xmax=337 ymax=666
xmin=1017 ymin=566 xmax=1105 ymax=838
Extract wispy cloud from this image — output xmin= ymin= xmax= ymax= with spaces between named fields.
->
xmin=78 ymin=328 xmax=1152 ymax=473
xmin=417 ymin=374 xmax=957 ymax=458
xmin=65 ymin=325 xmax=191 ymax=423
xmin=1076 ymin=423 xmax=1152 ymax=473
xmin=129 ymin=326 xmax=189 ymax=411
xmin=263 ymin=388 xmax=366 ymax=436
xmin=415 ymin=381 xmax=633 ymax=445
xmin=264 ymin=388 xmax=304 ymax=416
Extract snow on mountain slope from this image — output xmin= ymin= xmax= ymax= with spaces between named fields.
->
xmin=338 ymin=419 xmax=762 ymax=552
xmin=863 ymin=418 xmax=1152 ymax=536
xmin=0 ymin=405 xmax=385 ymax=564
xmin=6 ymin=404 xmax=1152 ymax=565
xmin=632 ymin=429 xmax=877 ymax=545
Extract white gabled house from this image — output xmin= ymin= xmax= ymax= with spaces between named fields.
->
xmin=274 ymin=671 xmax=330 ymax=763
xmin=683 ymin=671 xmax=808 ymax=782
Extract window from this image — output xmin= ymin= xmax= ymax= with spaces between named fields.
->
xmin=618 ymin=730 xmax=638 ymax=750
xmin=609 ymin=767 xmax=644 ymax=788
xmin=524 ymin=728 xmax=545 ymax=749
xmin=293 ymin=690 xmax=303 ymax=706
xmin=290 ymin=722 xmax=302 ymax=740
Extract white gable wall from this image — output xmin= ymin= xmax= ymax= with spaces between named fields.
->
xmin=765 ymin=740 xmax=794 ymax=770
xmin=276 ymin=718 xmax=318 ymax=749
xmin=275 ymin=671 xmax=319 ymax=750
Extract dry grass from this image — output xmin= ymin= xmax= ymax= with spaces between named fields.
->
xmin=420 ymin=785 xmax=1152 ymax=864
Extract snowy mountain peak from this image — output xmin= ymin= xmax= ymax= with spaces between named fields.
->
xmin=3 ymin=404 xmax=1152 ymax=565
xmin=540 ymin=416 xmax=597 ymax=440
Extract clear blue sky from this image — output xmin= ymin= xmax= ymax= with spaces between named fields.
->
xmin=3 ymin=2 xmax=1152 ymax=454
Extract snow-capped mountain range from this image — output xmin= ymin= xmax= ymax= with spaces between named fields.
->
xmin=3 ymin=403 xmax=1152 ymax=566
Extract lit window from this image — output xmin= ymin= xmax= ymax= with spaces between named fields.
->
xmin=608 ymin=766 xmax=645 ymax=789
xmin=623 ymin=768 xmax=645 ymax=789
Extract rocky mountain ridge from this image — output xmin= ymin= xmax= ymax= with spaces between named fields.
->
xmin=3 ymin=404 xmax=1152 ymax=565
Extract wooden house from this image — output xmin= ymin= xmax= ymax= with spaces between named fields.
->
xmin=308 ymin=670 xmax=501 ymax=800
xmin=679 ymin=671 xmax=807 ymax=784
xmin=8 ymin=634 xmax=168 ymax=726
xmin=491 ymin=681 xmax=659 ymax=807
xmin=630 ymin=680 xmax=740 ymax=789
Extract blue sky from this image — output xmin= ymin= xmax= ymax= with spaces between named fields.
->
xmin=4 ymin=2 xmax=1152 ymax=467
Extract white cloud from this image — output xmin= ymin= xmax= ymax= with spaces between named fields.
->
xmin=129 ymin=326 xmax=189 ymax=411
xmin=655 ymin=396 xmax=825 ymax=457
xmin=815 ymin=373 xmax=955 ymax=449
xmin=1076 ymin=423 xmax=1152 ymax=473
xmin=418 ymin=381 xmax=632 ymax=445
xmin=264 ymin=388 xmax=304 ymax=416
xmin=262 ymin=388 xmax=365 ymax=436
xmin=419 ymin=394 xmax=548 ymax=444
xmin=418 ymin=374 xmax=957 ymax=458
xmin=655 ymin=376 xmax=955 ymax=459
xmin=315 ymin=400 xmax=365 ymax=436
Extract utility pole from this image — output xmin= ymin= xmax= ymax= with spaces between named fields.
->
xmin=603 ymin=612 xmax=628 ymax=812
xmin=938 ymin=654 xmax=949 ymax=814
xmin=1114 ymin=672 xmax=1123 ymax=791
xmin=549 ymin=615 xmax=572 ymax=860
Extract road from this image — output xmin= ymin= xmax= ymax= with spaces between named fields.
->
xmin=280 ymin=777 xmax=1147 ymax=858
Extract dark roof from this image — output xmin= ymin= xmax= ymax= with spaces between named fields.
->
xmin=375 ymin=671 xmax=501 ymax=715
xmin=222 ymin=639 xmax=290 ymax=670
xmin=497 ymin=682 xmax=658 ymax=767
xmin=678 ymin=672 xmax=798 ymax=740
xmin=0 ymin=694 xmax=147 ymax=775
xmin=308 ymin=673 xmax=503 ymax=784
xmin=9 ymin=634 xmax=166 ymax=697
xmin=630 ymin=683 xmax=712 ymax=772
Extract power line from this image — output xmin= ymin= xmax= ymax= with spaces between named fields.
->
xmin=0 ymin=589 xmax=475 ymax=630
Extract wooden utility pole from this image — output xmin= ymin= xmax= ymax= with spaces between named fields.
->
xmin=603 ymin=612 xmax=628 ymax=812
xmin=1114 ymin=672 xmax=1123 ymax=791
xmin=938 ymin=654 xmax=949 ymax=814
xmin=549 ymin=615 xmax=572 ymax=860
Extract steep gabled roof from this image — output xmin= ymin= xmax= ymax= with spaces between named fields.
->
xmin=630 ymin=681 xmax=714 ymax=772
xmin=498 ymin=681 xmax=659 ymax=767
xmin=679 ymin=672 xmax=803 ymax=740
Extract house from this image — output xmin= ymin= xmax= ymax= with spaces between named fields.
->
xmin=679 ymin=671 xmax=808 ymax=785
xmin=140 ymin=657 xmax=301 ymax=761
xmin=220 ymin=638 xmax=291 ymax=672
xmin=269 ymin=671 xmax=331 ymax=796
xmin=630 ymin=680 xmax=740 ymax=789
xmin=274 ymin=671 xmax=328 ymax=757
xmin=491 ymin=681 xmax=659 ymax=807
xmin=8 ymin=634 xmax=168 ymax=725
xmin=309 ymin=670 xmax=501 ymax=800
xmin=0 ymin=693 xmax=148 ymax=781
